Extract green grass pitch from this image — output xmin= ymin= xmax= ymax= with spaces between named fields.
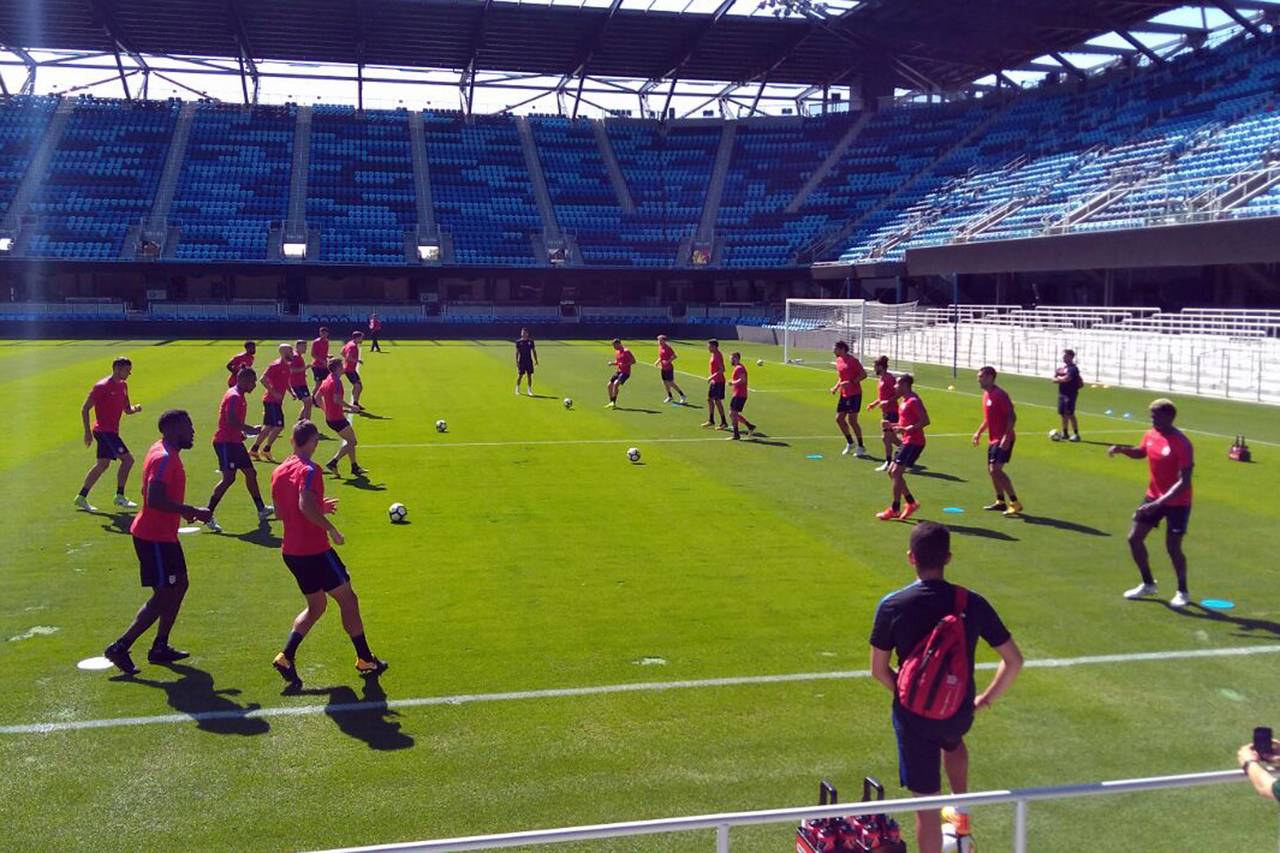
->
xmin=1 ymin=337 xmax=1278 ymax=852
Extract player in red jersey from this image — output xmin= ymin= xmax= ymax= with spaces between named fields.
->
xmin=701 ymin=339 xmax=729 ymax=429
xmin=367 ymin=313 xmax=382 ymax=353
xmin=101 ymin=409 xmax=212 ymax=675
xmin=269 ymin=420 xmax=387 ymax=690
xmin=225 ymin=341 xmax=256 ymax=388
xmin=726 ymin=352 xmax=758 ymax=440
xmin=250 ymin=343 xmax=294 ymax=461
xmin=655 ymin=335 xmax=686 ymax=404
xmin=309 ymin=327 xmax=331 ymax=387
xmin=1108 ymin=398 xmax=1194 ymax=608
xmin=290 ymin=338 xmax=314 ymax=422
xmin=877 ymin=373 xmax=928 ymax=521
xmin=204 ymin=368 xmax=273 ymax=533
xmin=866 ymin=355 xmax=901 ymax=473
xmin=971 ymin=367 xmax=1022 ymax=516
xmin=316 ymin=358 xmax=367 ymax=477
xmin=75 ymin=356 xmax=143 ymax=512
xmin=830 ymin=341 xmax=868 ymax=457
xmin=606 ymin=338 xmax=636 ymax=408
xmin=342 ymin=331 xmax=365 ymax=410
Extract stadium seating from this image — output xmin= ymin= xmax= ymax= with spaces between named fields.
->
xmin=0 ymin=96 xmax=57 ymax=221
xmin=299 ymin=303 xmax=425 ymax=324
xmin=530 ymin=117 xmax=629 ymax=265
xmin=149 ymin=301 xmax=282 ymax=322
xmin=0 ymin=301 xmax=126 ymax=321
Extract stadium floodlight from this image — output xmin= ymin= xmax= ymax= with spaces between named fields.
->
xmin=417 ymin=243 xmax=440 ymax=262
xmin=0 ymin=237 xmax=12 ymax=253
xmin=282 ymin=241 xmax=307 ymax=259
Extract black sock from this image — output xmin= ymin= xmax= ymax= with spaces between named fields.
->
xmin=252 ymin=495 xmax=265 ymax=511
xmin=892 ymin=500 xmax=901 ymax=511
xmin=116 ymin=486 xmax=125 ymax=496
xmin=1139 ymin=567 xmax=1156 ymax=585
xmin=351 ymin=633 xmax=374 ymax=660
xmin=79 ymin=487 xmax=90 ymax=498
xmin=1008 ymin=491 xmax=1019 ymax=502
xmin=153 ymin=631 xmax=169 ymax=648
xmin=845 ymin=437 xmax=854 ymax=445
xmin=113 ymin=635 xmax=132 ymax=652
xmin=904 ymin=490 xmax=916 ymax=504
xmin=251 ymin=442 xmax=261 ymax=451
xmin=995 ymin=493 xmax=1005 ymax=503
xmin=283 ymin=630 xmax=304 ymax=659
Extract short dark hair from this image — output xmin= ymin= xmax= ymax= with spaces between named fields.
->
xmin=874 ymin=355 xmax=889 ymax=370
xmin=611 ymin=338 xmax=622 ymax=347
xmin=1063 ymin=349 xmax=1075 ymax=358
xmin=909 ymin=522 xmax=951 ymax=571
xmin=237 ymin=367 xmax=257 ymax=380
xmin=328 ymin=357 xmax=343 ymax=372
xmin=897 ymin=372 xmax=915 ymax=387
xmin=319 ymin=326 xmax=329 ymax=334
xmin=293 ymin=419 xmax=319 ymax=447
xmin=708 ymin=338 xmax=719 ymax=347
xmin=1150 ymin=398 xmax=1177 ymax=417
xmin=244 ymin=340 xmax=255 ymax=348
xmin=834 ymin=340 xmax=850 ymax=353
xmin=112 ymin=356 xmax=132 ymax=370
xmin=980 ymin=365 xmax=997 ymax=378
xmin=157 ymin=408 xmax=189 ymax=433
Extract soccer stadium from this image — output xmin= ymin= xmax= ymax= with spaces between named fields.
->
xmin=3 ymin=0 xmax=1280 ymax=850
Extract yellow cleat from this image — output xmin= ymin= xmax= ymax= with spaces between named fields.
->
xmin=355 ymin=657 xmax=389 ymax=676
xmin=1003 ymin=501 xmax=1023 ymax=516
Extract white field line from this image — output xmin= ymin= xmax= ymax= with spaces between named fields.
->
xmin=4 ymin=644 xmax=1277 ymax=735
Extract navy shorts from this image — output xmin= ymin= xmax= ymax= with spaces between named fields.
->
xmin=729 ymin=396 xmax=747 ymax=413
xmin=133 ymin=536 xmax=188 ymax=589
xmin=518 ymin=360 xmax=535 ymax=376
xmin=326 ymin=418 xmax=351 ymax=433
xmin=708 ymin=382 xmax=726 ymax=400
xmin=881 ymin=409 xmax=899 ymax=426
xmin=1058 ymin=392 xmax=1078 ymax=416
xmin=284 ymin=549 xmax=351 ymax=595
xmin=93 ymin=430 xmax=129 ymax=460
xmin=660 ymin=366 xmax=674 ymax=382
xmin=1136 ymin=502 xmax=1191 ymax=535
xmin=291 ymin=384 xmax=311 ymax=401
xmin=263 ymin=402 xmax=285 ymax=428
xmin=610 ymin=371 xmax=630 ymax=385
xmin=894 ymin=444 xmax=925 ymax=467
xmin=310 ymin=365 xmax=328 ymax=384
xmin=214 ymin=442 xmax=254 ymax=472
xmin=344 ymin=369 xmax=361 ymax=385
xmin=837 ymin=394 xmax=862 ymax=414
xmin=892 ymin=705 xmax=972 ymax=794
xmin=987 ymin=441 xmax=1014 ymax=466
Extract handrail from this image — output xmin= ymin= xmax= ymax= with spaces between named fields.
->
xmin=313 ymin=769 xmax=1247 ymax=853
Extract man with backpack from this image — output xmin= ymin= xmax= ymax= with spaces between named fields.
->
xmin=869 ymin=522 xmax=1023 ymax=853
xmin=1053 ymin=349 xmax=1083 ymax=441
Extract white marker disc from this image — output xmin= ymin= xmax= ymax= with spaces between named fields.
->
xmin=77 ymin=656 xmax=114 ymax=671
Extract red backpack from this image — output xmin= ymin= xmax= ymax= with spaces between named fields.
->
xmin=896 ymin=587 xmax=970 ymax=720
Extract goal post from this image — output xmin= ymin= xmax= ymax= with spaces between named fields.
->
xmin=782 ymin=299 xmax=921 ymax=370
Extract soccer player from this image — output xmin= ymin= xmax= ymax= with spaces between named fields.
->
xmin=75 ymin=356 xmax=143 ymax=511
xmin=290 ymin=338 xmax=314 ymax=422
xmin=877 ymin=373 xmax=928 ymax=521
xmin=102 ymin=409 xmax=213 ymax=675
xmin=726 ymin=352 xmax=758 ymax=440
xmin=971 ymin=366 xmax=1021 ymax=516
xmin=270 ymin=420 xmax=387 ymax=691
xmin=204 ymin=368 xmax=273 ymax=533
xmin=701 ymin=339 xmax=728 ymax=429
xmin=655 ymin=334 xmax=686 ymax=404
xmin=515 ymin=327 xmax=538 ymax=396
xmin=342 ymin=330 xmax=365 ymax=410
xmin=830 ymin=341 xmax=868 ymax=457
xmin=250 ymin=343 xmax=293 ymax=461
xmin=225 ymin=341 xmax=256 ymax=388
xmin=866 ymin=355 xmax=900 ymax=472
xmin=1107 ymin=398 xmax=1194 ymax=608
xmin=316 ymin=358 xmax=366 ymax=476
xmin=1053 ymin=349 xmax=1083 ymax=441
xmin=309 ymin=327 xmax=331 ymax=387
xmin=606 ymin=338 xmax=635 ymax=408
xmin=368 ymin=313 xmax=383 ymax=353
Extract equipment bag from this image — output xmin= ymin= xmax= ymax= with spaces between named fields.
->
xmin=896 ymin=587 xmax=970 ymax=720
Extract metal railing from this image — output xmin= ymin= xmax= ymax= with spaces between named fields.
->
xmin=315 ymin=769 xmax=1249 ymax=853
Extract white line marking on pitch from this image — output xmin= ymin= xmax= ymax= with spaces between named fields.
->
xmin=4 ymin=644 xmax=1276 ymax=735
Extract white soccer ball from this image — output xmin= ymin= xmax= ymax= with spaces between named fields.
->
xmin=1049 ymin=428 xmax=1062 ymax=441
xmin=388 ymin=502 xmax=408 ymax=523
xmin=435 ymin=419 xmax=447 ymax=433
xmin=563 ymin=397 xmax=573 ymax=409
xmin=627 ymin=447 xmax=641 ymax=463
xmin=756 ymin=358 xmax=765 ymax=366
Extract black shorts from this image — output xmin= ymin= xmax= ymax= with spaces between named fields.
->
xmin=892 ymin=705 xmax=973 ymax=794
xmin=291 ymin=384 xmax=311 ymax=401
xmin=263 ymin=402 xmax=285 ymax=427
xmin=881 ymin=409 xmax=899 ymax=426
xmin=1136 ymin=502 xmax=1191 ymax=534
xmin=93 ymin=430 xmax=129 ymax=460
xmin=660 ymin=366 xmax=674 ymax=382
xmin=987 ymin=441 xmax=1014 ymax=466
xmin=837 ymin=394 xmax=862 ymax=414
xmin=1058 ymin=392 xmax=1078 ymax=416
xmin=133 ymin=536 xmax=188 ymax=589
xmin=708 ymin=381 xmax=726 ymax=400
xmin=729 ymin=396 xmax=747 ymax=413
xmin=326 ymin=417 xmax=351 ymax=433
xmin=310 ymin=365 xmax=328 ymax=384
xmin=214 ymin=442 xmax=254 ymax=472
xmin=610 ymin=371 xmax=630 ymax=386
xmin=284 ymin=549 xmax=351 ymax=595
xmin=344 ymin=369 xmax=361 ymax=385
xmin=894 ymin=444 xmax=925 ymax=467
xmin=517 ymin=360 xmax=535 ymax=376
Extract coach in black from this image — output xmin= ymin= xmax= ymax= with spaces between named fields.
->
xmin=869 ymin=522 xmax=1023 ymax=853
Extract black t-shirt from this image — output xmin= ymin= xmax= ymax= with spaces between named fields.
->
xmin=870 ymin=579 xmax=1011 ymax=714
xmin=515 ymin=339 xmax=536 ymax=362
xmin=1057 ymin=363 xmax=1081 ymax=396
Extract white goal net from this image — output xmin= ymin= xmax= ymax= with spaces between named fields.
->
xmin=781 ymin=299 xmax=922 ymax=369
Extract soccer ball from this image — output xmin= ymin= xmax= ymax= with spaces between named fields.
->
xmin=563 ymin=397 xmax=573 ymax=409
xmin=756 ymin=358 xmax=764 ymax=366
xmin=388 ymin=502 xmax=408 ymax=523
xmin=1049 ymin=429 xmax=1062 ymax=441
xmin=627 ymin=447 xmax=641 ymax=463
xmin=435 ymin=419 xmax=447 ymax=433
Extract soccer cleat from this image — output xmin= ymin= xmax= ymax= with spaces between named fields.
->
xmin=854 ymin=445 xmax=868 ymax=458
xmin=257 ymin=505 xmax=274 ymax=522
xmin=1069 ymin=434 xmax=1081 ymax=442
xmin=73 ymin=494 xmax=97 ymax=512
xmin=205 ymin=516 xmax=223 ymax=533
xmin=726 ymin=435 xmax=740 ymax=441
xmin=874 ymin=461 xmax=890 ymax=472
xmin=273 ymin=653 xmax=302 ymax=689
xmin=1170 ymin=591 xmax=1191 ymax=608
xmin=898 ymin=501 xmax=921 ymax=520
xmin=876 ymin=507 xmax=899 ymax=521
xmin=700 ymin=421 xmax=715 ymax=428
xmin=747 ymin=426 xmax=757 ymax=438
xmin=147 ymin=644 xmax=190 ymax=664
xmin=663 ymin=396 xmax=672 ymax=403
xmin=716 ymin=423 xmax=729 ymax=431
xmin=248 ymin=449 xmax=261 ymax=461
xmin=325 ymin=460 xmax=340 ymax=476
xmin=983 ymin=501 xmax=1007 ymax=512
xmin=1123 ymin=582 xmax=1158 ymax=600
xmin=605 ymin=401 xmax=616 ymax=409
xmin=1003 ymin=500 xmax=1023 ymax=517
xmin=678 ymin=396 xmax=686 ymax=404
xmin=942 ymin=807 xmax=971 ymax=837
xmin=515 ymin=388 xmax=521 ymax=396
xmin=103 ymin=643 xmax=140 ymax=675
xmin=841 ymin=443 xmax=854 ymax=456
xmin=526 ymin=390 xmax=534 ymax=397
xmin=355 ymin=657 xmax=389 ymax=676
xmin=351 ymin=465 xmax=368 ymax=477
xmin=113 ymin=494 xmax=138 ymax=509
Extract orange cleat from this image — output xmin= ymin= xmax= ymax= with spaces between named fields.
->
xmin=898 ymin=501 xmax=921 ymax=520
xmin=875 ymin=507 xmax=899 ymax=521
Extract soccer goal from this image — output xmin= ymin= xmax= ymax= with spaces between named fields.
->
xmin=781 ymin=299 xmax=922 ymax=369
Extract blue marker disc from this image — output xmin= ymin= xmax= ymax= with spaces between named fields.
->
xmin=1123 ymin=412 xmax=1132 ymax=419
xmin=1200 ymin=599 xmax=1235 ymax=610
xmin=806 ymin=454 xmax=824 ymax=460
xmin=1104 ymin=409 xmax=1114 ymax=415
xmin=942 ymin=507 xmax=965 ymax=514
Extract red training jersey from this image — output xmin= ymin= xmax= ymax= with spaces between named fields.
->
xmin=227 ymin=351 xmax=254 ymax=388
xmin=982 ymin=386 xmax=1015 ymax=445
xmin=262 ymin=358 xmax=292 ymax=403
xmin=89 ymin=376 xmax=128 ymax=433
xmin=213 ymin=388 xmax=248 ymax=444
xmin=272 ymin=455 xmax=332 ymax=557
xmin=613 ymin=349 xmax=635 ymax=375
xmin=130 ymin=440 xmax=186 ymax=543
xmin=288 ymin=353 xmax=307 ymax=388
xmin=708 ymin=350 xmax=725 ymax=382
xmin=1141 ymin=428 xmax=1194 ymax=507
xmin=342 ymin=340 xmax=360 ymax=370
xmin=731 ymin=363 xmax=748 ymax=398
xmin=898 ymin=393 xmax=927 ymax=447
xmin=310 ymin=337 xmax=330 ymax=368
xmin=877 ymin=372 xmax=898 ymax=416
xmin=316 ymin=374 xmax=345 ymax=421
xmin=658 ymin=343 xmax=675 ymax=369
xmin=835 ymin=354 xmax=863 ymax=398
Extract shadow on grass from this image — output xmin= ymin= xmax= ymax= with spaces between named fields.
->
xmin=121 ymin=662 xmax=270 ymax=736
xmin=941 ymin=523 xmax=1018 ymax=542
xmin=231 ymin=522 xmax=282 ymax=548
xmin=95 ymin=511 xmax=135 ymax=535
xmin=301 ymin=675 xmax=414 ymax=751
xmin=910 ymin=469 xmax=967 ymax=483
xmin=1137 ymin=600 xmax=1280 ymax=639
xmin=1017 ymin=514 xmax=1110 ymax=537
xmin=615 ymin=406 xmax=662 ymax=414
xmin=747 ymin=437 xmax=791 ymax=447
xmin=354 ymin=411 xmax=392 ymax=420
xmin=341 ymin=473 xmax=387 ymax=492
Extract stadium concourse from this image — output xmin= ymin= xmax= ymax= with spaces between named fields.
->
xmin=2 ymin=0 xmax=1280 ymax=852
